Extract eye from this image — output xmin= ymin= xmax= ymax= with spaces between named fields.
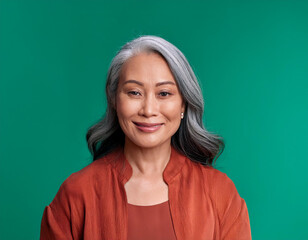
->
xmin=128 ymin=91 xmax=141 ymax=96
xmin=159 ymin=91 xmax=172 ymax=97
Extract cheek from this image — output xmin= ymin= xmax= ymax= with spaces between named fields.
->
xmin=116 ymin=97 xmax=138 ymax=121
xmin=116 ymin=103 xmax=131 ymax=134
xmin=161 ymin=101 xmax=183 ymax=119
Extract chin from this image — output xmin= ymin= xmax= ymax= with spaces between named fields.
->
xmin=126 ymin=136 xmax=168 ymax=149
xmin=132 ymin=141 xmax=163 ymax=149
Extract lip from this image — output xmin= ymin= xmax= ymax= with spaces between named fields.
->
xmin=133 ymin=122 xmax=164 ymax=133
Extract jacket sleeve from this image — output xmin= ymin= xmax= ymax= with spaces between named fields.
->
xmin=212 ymin=171 xmax=252 ymax=240
xmin=220 ymin=195 xmax=251 ymax=239
xmin=40 ymin=182 xmax=73 ymax=240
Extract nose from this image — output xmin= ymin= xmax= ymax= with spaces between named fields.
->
xmin=138 ymin=93 xmax=159 ymax=117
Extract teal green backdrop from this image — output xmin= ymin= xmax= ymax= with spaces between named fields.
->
xmin=1 ymin=1 xmax=307 ymax=239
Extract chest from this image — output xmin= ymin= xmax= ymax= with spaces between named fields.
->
xmin=124 ymin=174 xmax=169 ymax=205
xmin=73 ymin=176 xmax=219 ymax=240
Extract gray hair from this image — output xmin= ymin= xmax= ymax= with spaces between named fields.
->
xmin=86 ymin=35 xmax=224 ymax=165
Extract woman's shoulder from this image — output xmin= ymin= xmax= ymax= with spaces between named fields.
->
xmin=201 ymin=165 xmax=232 ymax=184
xmin=183 ymin=155 xmax=238 ymax=192
xmin=200 ymin=165 xmax=239 ymax=197
xmin=186 ymin=160 xmax=232 ymax=185
xmin=57 ymin=156 xmax=115 ymax=198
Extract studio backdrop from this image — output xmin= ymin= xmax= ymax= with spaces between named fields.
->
xmin=0 ymin=0 xmax=307 ymax=239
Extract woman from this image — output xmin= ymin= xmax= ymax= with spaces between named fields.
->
xmin=40 ymin=36 xmax=251 ymax=240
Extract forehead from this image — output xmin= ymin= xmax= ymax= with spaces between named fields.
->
xmin=119 ymin=52 xmax=176 ymax=84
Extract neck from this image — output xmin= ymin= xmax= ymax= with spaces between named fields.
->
xmin=123 ymin=139 xmax=172 ymax=176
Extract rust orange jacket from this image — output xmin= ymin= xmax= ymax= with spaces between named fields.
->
xmin=40 ymin=147 xmax=251 ymax=240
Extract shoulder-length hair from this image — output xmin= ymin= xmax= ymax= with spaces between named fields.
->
xmin=86 ymin=35 xmax=224 ymax=165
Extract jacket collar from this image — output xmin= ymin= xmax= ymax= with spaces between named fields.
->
xmin=106 ymin=146 xmax=187 ymax=185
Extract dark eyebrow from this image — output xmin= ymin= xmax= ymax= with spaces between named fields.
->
xmin=123 ymin=80 xmax=176 ymax=87
xmin=123 ymin=80 xmax=144 ymax=86
xmin=155 ymin=81 xmax=176 ymax=87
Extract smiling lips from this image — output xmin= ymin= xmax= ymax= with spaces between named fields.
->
xmin=133 ymin=122 xmax=164 ymax=133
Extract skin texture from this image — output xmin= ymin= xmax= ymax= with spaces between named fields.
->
xmin=116 ymin=52 xmax=185 ymax=205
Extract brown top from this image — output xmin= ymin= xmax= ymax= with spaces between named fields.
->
xmin=40 ymin=147 xmax=252 ymax=239
xmin=127 ymin=200 xmax=177 ymax=240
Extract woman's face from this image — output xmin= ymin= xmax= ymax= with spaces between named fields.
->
xmin=116 ymin=52 xmax=185 ymax=149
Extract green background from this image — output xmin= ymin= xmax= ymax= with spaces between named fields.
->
xmin=1 ymin=0 xmax=307 ymax=239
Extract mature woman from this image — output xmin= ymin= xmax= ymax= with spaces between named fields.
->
xmin=40 ymin=36 xmax=251 ymax=240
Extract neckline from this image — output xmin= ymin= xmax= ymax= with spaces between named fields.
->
xmin=106 ymin=146 xmax=187 ymax=185
xmin=127 ymin=200 xmax=169 ymax=207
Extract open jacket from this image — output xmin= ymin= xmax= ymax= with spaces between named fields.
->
xmin=40 ymin=147 xmax=251 ymax=240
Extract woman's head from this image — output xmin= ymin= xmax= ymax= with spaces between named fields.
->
xmin=115 ymin=51 xmax=185 ymax=150
xmin=87 ymin=35 xmax=224 ymax=165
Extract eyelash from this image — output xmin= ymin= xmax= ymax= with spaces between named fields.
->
xmin=159 ymin=91 xmax=172 ymax=97
xmin=127 ymin=91 xmax=172 ymax=97
xmin=128 ymin=91 xmax=141 ymax=96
